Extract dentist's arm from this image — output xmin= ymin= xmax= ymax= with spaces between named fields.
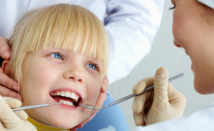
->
xmin=132 ymin=67 xmax=186 ymax=126
xmin=0 ymin=95 xmax=36 ymax=131
xmin=105 ymin=0 xmax=164 ymax=84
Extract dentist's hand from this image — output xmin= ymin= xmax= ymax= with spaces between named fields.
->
xmin=0 ymin=37 xmax=21 ymax=101
xmin=0 ymin=95 xmax=37 ymax=131
xmin=132 ymin=67 xmax=186 ymax=126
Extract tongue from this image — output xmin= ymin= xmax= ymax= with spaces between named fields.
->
xmin=52 ymin=96 xmax=74 ymax=103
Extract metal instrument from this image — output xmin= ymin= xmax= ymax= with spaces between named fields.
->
xmin=12 ymin=103 xmax=61 ymax=111
xmin=81 ymin=73 xmax=184 ymax=110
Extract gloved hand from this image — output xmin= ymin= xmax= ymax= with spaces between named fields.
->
xmin=132 ymin=67 xmax=186 ymax=126
xmin=0 ymin=95 xmax=36 ymax=131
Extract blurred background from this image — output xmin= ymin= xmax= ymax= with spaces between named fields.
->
xmin=107 ymin=0 xmax=214 ymax=130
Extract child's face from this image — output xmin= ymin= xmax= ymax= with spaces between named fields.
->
xmin=20 ymin=48 xmax=104 ymax=129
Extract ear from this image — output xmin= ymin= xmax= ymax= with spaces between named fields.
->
xmin=92 ymin=75 xmax=109 ymax=108
xmin=2 ymin=60 xmax=11 ymax=75
xmin=100 ymin=75 xmax=109 ymax=93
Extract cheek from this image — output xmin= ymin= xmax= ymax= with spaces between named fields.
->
xmin=21 ymin=61 xmax=58 ymax=105
xmin=173 ymin=12 xmax=189 ymax=45
xmin=172 ymin=9 xmax=198 ymax=48
xmin=86 ymin=75 xmax=102 ymax=104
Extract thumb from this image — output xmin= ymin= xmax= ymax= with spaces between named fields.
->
xmin=0 ymin=95 xmax=22 ymax=128
xmin=153 ymin=67 xmax=169 ymax=108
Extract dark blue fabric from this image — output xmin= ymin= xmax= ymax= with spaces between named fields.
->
xmin=77 ymin=93 xmax=129 ymax=131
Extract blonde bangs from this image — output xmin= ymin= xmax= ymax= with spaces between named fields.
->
xmin=9 ymin=4 xmax=108 ymax=84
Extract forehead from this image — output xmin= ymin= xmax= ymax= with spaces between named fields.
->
xmin=172 ymin=0 xmax=208 ymax=7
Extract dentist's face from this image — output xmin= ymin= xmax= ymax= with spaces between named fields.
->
xmin=171 ymin=0 xmax=214 ymax=94
xmin=20 ymin=48 xmax=104 ymax=129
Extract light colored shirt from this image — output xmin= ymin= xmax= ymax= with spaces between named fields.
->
xmin=0 ymin=0 xmax=164 ymax=84
xmin=132 ymin=101 xmax=214 ymax=131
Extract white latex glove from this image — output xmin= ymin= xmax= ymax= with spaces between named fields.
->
xmin=0 ymin=95 xmax=36 ymax=131
xmin=132 ymin=67 xmax=186 ymax=126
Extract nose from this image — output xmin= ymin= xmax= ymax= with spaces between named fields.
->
xmin=63 ymin=67 xmax=84 ymax=83
xmin=173 ymin=40 xmax=182 ymax=48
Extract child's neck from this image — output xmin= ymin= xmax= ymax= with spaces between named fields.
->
xmin=27 ymin=117 xmax=69 ymax=131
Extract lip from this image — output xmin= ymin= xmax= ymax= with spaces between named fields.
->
xmin=49 ymin=88 xmax=83 ymax=110
xmin=49 ymin=88 xmax=82 ymax=98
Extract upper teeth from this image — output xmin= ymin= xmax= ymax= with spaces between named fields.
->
xmin=51 ymin=91 xmax=80 ymax=102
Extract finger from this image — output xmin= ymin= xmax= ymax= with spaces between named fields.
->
xmin=132 ymin=91 xmax=152 ymax=114
xmin=0 ymin=85 xmax=22 ymax=101
xmin=133 ymin=77 xmax=154 ymax=94
xmin=0 ymin=126 xmax=7 ymax=131
xmin=3 ymin=97 xmax=21 ymax=108
xmin=77 ymin=92 xmax=107 ymax=129
xmin=2 ymin=97 xmax=26 ymax=120
xmin=0 ymin=37 xmax=11 ymax=59
xmin=69 ymin=128 xmax=77 ymax=131
xmin=133 ymin=111 xmax=145 ymax=126
xmin=153 ymin=67 xmax=169 ymax=108
xmin=133 ymin=92 xmax=153 ymax=126
xmin=90 ymin=91 xmax=107 ymax=116
xmin=75 ymin=112 xmax=95 ymax=130
xmin=0 ymin=68 xmax=19 ymax=91
xmin=0 ymin=95 xmax=23 ymax=128
xmin=75 ymin=93 xmax=106 ymax=130
xmin=168 ymin=83 xmax=186 ymax=110
xmin=143 ymin=100 xmax=153 ymax=122
xmin=14 ymin=111 xmax=28 ymax=120
xmin=76 ymin=122 xmax=84 ymax=129
xmin=0 ymin=120 xmax=7 ymax=131
xmin=144 ymin=100 xmax=153 ymax=110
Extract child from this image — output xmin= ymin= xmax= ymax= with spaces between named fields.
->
xmin=2 ymin=4 xmax=108 ymax=130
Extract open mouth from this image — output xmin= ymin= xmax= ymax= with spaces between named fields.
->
xmin=50 ymin=91 xmax=82 ymax=107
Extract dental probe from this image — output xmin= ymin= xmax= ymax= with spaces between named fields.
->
xmin=12 ymin=103 xmax=61 ymax=111
xmin=81 ymin=73 xmax=184 ymax=110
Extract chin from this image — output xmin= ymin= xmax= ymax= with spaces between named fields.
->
xmin=50 ymin=119 xmax=76 ymax=129
xmin=30 ymin=109 xmax=86 ymax=129
xmin=43 ymin=116 xmax=82 ymax=129
xmin=194 ymin=79 xmax=214 ymax=95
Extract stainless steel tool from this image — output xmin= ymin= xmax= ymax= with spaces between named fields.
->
xmin=81 ymin=73 xmax=184 ymax=110
xmin=12 ymin=103 xmax=61 ymax=111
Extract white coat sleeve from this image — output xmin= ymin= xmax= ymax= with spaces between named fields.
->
xmin=105 ymin=0 xmax=164 ymax=84
xmin=131 ymin=102 xmax=214 ymax=131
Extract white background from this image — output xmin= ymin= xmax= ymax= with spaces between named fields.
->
xmin=107 ymin=0 xmax=214 ymax=130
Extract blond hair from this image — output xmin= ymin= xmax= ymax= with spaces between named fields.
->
xmin=9 ymin=4 xmax=108 ymax=84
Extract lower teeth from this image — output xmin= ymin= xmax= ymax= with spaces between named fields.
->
xmin=59 ymin=100 xmax=74 ymax=107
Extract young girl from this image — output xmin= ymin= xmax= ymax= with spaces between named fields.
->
xmin=2 ymin=4 xmax=109 ymax=130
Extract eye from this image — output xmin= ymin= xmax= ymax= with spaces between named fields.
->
xmin=50 ymin=53 xmax=63 ymax=60
xmin=86 ymin=63 xmax=98 ymax=71
xmin=169 ymin=5 xmax=176 ymax=10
